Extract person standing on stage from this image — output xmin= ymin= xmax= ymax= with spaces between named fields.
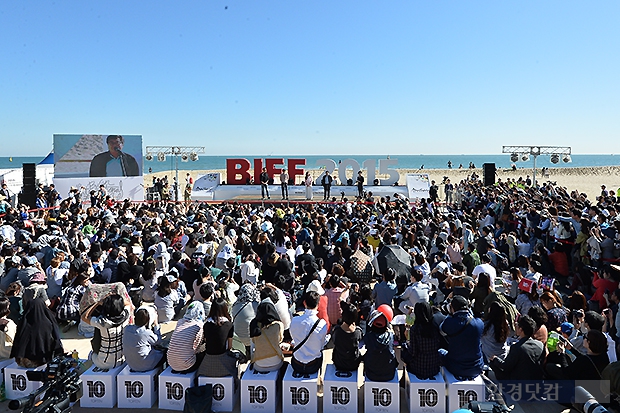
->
xmin=280 ymin=168 xmax=289 ymax=200
xmin=356 ymin=170 xmax=364 ymax=198
xmin=260 ymin=167 xmax=270 ymax=200
xmin=321 ymin=170 xmax=333 ymax=201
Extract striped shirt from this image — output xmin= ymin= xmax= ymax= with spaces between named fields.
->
xmin=167 ymin=318 xmax=203 ymax=372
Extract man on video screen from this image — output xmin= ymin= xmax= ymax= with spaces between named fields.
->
xmin=89 ymin=135 xmax=140 ymax=177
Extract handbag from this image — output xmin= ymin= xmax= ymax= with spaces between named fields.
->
xmin=184 ymin=384 xmax=213 ymax=413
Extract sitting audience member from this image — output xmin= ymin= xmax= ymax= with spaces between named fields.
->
xmin=167 ymin=301 xmax=205 ymax=373
xmin=324 ymin=269 xmax=349 ymax=326
xmin=198 ymin=297 xmax=237 ymax=378
xmin=398 ymin=269 xmax=430 ymax=314
xmin=232 ymin=283 xmax=260 ymax=359
xmin=331 ymin=301 xmax=363 ymax=372
xmin=290 ymin=291 xmax=329 ymax=375
xmin=11 ymin=298 xmax=63 ymax=367
xmin=0 ymin=295 xmax=16 ymax=360
xmin=515 ymin=280 xmax=540 ymax=317
xmin=306 ymin=280 xmax=330 ymax=333
xmin=372 ymin=268 xmax=398 ymax=308
xmin=82 ymin=293 xmax=131 ymax=369
xmin=528 ymin=306 xmax=549 ymax=346
xmin=199 ymin=282 xmax=215 ymax=316
xmin=249 ymin=300 xmax=284 ymax=372
xmin=123 ymin=307 xmax=165 ymax=372
xmin=547 ymin=330 xmax=610 ymax=380
xmin=540 ymin=291 xmax=568 ymax=331
xmin=401 ymin=302 xmax=441 ymax=379
xmin=490 ymin=315 xmax=545 ymax=380
xmin=571 ymin=310 xmax=617 ymax=363
xmin=6 ymin=281 xmax=23 ymax=324
xmin=139 ymin=257 xmax=158 ymax=303
xmin=57 ymin=272 xmax=92 ymax=337
xmin=155 ymin=274 xmax=180 ymax=323
xmin=364 ymin=304 xmax=398 ymax=381
xmin=481 ymin=302 xmax=510 ymax=362
xmin=439 ymin=295 xmax=484 ymax=380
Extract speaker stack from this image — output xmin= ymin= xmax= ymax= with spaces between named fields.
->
xmin=483 ymin=163 xmax=496 ymax=186
xmin=19 ymin=163 xmax=37 ymax=209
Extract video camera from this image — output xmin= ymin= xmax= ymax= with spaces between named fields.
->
xmin=9 ymin=355 xmax=83 ymax=413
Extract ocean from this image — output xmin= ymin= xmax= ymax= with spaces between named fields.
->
xmin=1 ymin=154 xmax=619 ymax=174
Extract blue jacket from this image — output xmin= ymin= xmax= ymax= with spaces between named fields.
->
xmin=440 ymin=310 xmax=484 ymax=378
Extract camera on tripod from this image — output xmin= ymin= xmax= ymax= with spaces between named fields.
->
xmin=9 ymin=355 xmax=83 ymax=413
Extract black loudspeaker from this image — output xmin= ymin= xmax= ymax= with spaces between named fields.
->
xmin=19 ymin=190 xmax=37 ymax=209
xmin=23 ymin=163 xmax=36 ymax=187
xmin=483 ymin=163 xmax=496 ymax=186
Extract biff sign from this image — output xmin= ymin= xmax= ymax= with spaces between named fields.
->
xmin=225 ymin=158 xmax=400 ymax=185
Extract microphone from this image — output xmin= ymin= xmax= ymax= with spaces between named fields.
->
xmin=114 ymin=146 xmax=123 ymax=153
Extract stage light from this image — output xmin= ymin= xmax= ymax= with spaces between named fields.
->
xmin=145 ymin=153 xmax=153 ymax=161
xmin=550 ymin=154 xmax=559 ymax=164
xmin=563 ymin=155 xmax=571 ymax=163
xmin=521 ymin=154 xmax=530 ymax=162
xmin=157 ymin=152 xmax=166 ymax=162
xmin=181 ymin=153 xmax=189 ymax=162
xmin=510 ymin=153 xmax=519 ymax=162
xmin=190 ymin=152 xmax=199 ymax=161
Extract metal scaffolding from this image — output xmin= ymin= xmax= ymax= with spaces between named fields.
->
xmin=146 ymin=146 xmax=206 ymax=201
xmin=501 ymin=145 xmax=571 ymax=188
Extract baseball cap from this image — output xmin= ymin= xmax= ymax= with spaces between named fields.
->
xmin=560 ymin=322 xmax=574 ymax=335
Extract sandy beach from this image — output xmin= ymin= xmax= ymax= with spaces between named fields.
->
xmin=145 ymin=165 xmax=620 ymax=201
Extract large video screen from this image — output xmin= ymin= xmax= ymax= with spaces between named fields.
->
xmin=54 ymin=134 xmax=143 ymax=178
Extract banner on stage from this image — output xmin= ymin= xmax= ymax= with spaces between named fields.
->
xmin=406 ymin=173 xmax=431 ymax=199
xmin=53 ymin=177 xmax=144 ymax=202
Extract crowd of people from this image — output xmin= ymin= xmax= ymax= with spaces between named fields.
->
xmin=0 ymin=173 xmax=620 ymax=404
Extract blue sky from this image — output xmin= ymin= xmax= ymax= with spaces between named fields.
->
xmin=1 ymin=1 xmax=618 ymax=156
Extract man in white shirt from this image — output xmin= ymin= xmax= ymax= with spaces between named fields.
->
xmin=472 ymin=253 xmax=497 ymax=289
xmin=289 ymin=291 xmax=329 ymax=374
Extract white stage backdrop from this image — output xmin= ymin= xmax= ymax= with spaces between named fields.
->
xmin=53 ymin=177 xmax=144 ymax=202
xmin=406 ymin=173 xmax=431 ymax=200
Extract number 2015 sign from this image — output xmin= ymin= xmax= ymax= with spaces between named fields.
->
xmin=225 ymin=158 xmax=400 ymax=185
